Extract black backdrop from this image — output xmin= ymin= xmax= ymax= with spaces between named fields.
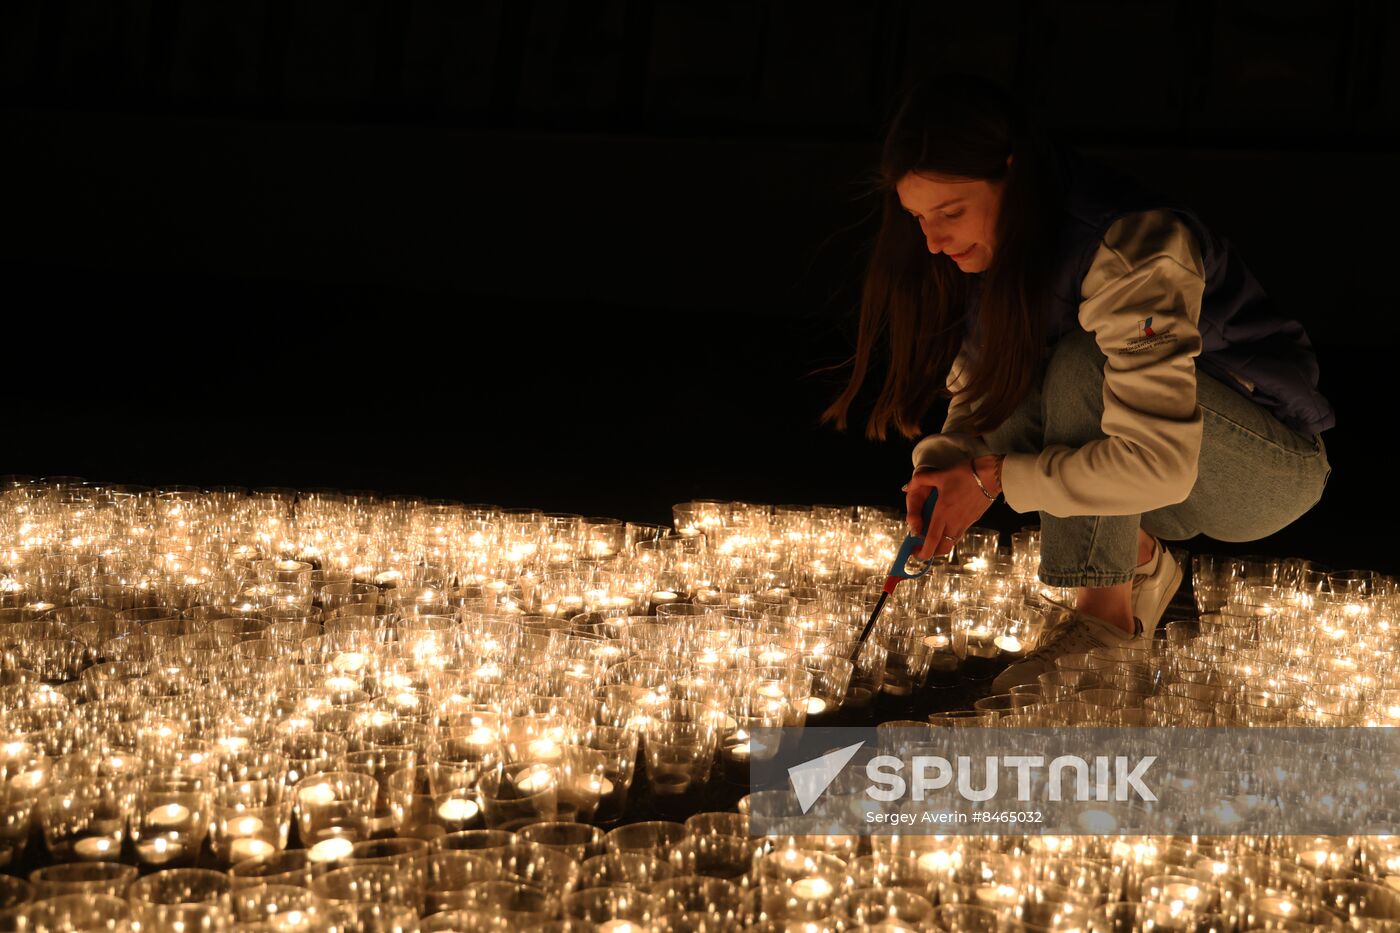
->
xmin=4 ymin=1 xmax=1398 ymax=574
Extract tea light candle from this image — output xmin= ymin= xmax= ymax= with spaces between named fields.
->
xmin=976 ymin=883 xmax=1019 ymax=909
xmin=325 ymin=675 xmax=358 ymax=692
xmin=299 ymin=783 xmax=337 ymax=808
xmin=8 ymin=769 xmax=45 ymax=792
xmin=526 ymin=737 xmax=561 ymax=761
xmin=465 ymin=727 xmax=498 ymax=748
xmin=805 ymin=696 xmax=828 ymax=717
xmin=146 ymin=803 xmax=191 ymax=827
xmin=596 ymin=922 xmax=639 ymax=933
xmin=994 ymin=634 xmax=1024 ymax=654
xmin=923 ymin=632 xmax=960 ymax=671
xmin=916 ymin=850 xmax=958 ymax=875
xmin=791 ymin=876 xmax=833 ymax=900
xmin=229 ymin=837 xmax=276 ymax=862
xmin=437 ymin=797 xmax=480 ymax=823
xmin=964 ymin=626 xmax=998 ymax=659
xmin=229 ymin=816 xmax=264 ymax=837
xmin=591 ymin=644 xmax=623 ymax=662
xmin=1160 ymin=881 xmax=1207 ymax=910
xmin=332 ymin=651 xmax=366 ymax=673
xmin=73 ymin=836 xmax=117 ymax=859
xmin=515 ymin=766 xmax=554 ymax=794
xmin=136 ymin=836 xmax=184 ymax=865
xmin=307 ymin=836 xmax=355 ymax=863
xmin=1254 ymin=896 xmax=1302 ymax=922
xmin=589 ymin=776 xmax=615 ymax=796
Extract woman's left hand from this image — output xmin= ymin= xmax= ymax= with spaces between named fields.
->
xmin=904 ymin=457 xmax=1002 ymax=560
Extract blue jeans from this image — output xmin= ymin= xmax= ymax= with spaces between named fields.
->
xmin=982 ymin=331 xmax=1333 ymax=588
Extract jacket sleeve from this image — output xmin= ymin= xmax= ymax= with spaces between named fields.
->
xmin=909 ymin=341 xmax=994 ymax=472
xmin=941 ymin=343 xmax=977 ymax=435
xmin=999 ymin=210 xmax=1206 ymax=517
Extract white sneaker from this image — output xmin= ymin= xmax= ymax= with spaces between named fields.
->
xmin=1132 ymin=537 xmax=1182 ymax=635
xmin=992 ymin=611 xmax=1146 ymax=692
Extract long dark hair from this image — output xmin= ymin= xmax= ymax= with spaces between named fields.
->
xmin=823 ymin=75 xmax=1058 ymax=441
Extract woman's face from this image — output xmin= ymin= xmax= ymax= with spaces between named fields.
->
xmin=895 ymin=171 xmax=1005 ymax=273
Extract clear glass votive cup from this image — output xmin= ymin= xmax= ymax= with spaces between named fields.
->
xmin=126 ymin=868 xmax=232 ymax=933
xmin=476 ymin=763 xmax=559 ymax=832
xmin=28 ymin=861 xmax=137 ymax=899
xmin=293 ymin=771 xmax=378 ymax=859
xmin=518 ymin=822 xmax=606 ymax=862
xmin=0 ymin=893 xmax=129 ymax=933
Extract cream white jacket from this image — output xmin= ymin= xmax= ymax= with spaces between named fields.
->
xmin=912 ymin=210 xmax=1207 ymax=518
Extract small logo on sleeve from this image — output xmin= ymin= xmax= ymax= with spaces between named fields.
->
xmin=1125 ymin=316 xmax=1176 ymax=354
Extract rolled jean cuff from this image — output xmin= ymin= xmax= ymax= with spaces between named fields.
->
xmin=1037 ymin=568 xmax=1135 ymax=588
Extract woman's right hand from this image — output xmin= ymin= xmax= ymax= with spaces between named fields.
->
xmin=903 ymin=460 xmax=997 ymax=560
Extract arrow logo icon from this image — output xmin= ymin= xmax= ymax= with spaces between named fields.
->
xmin=788 ymin=741 xmax=865 ymax=814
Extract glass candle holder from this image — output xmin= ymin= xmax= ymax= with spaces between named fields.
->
xmin=451 ymin=880 xmax=557 ymax=925
xmin=489 ymin=841 xmax=582 ymax=898
xmin=671 ymin=832 xmax=758 ymax=884
xmin=934 ymin=903 xmax=1002 ymax=932
xmin=518 ymin=821 xmax=605 ymax=862
xmin=126 ymin=868 xmax=233 ymax=933
xmin=211 ymin=777 xmax=291 ymax=866
xmin=35 ymin=777 xmax=132 ymax=863
xmin=476 ymin=763 xmax=558 ymax=832
xmin=562 ymin=886 xmax=660 ymax=928
xmin=875 ymin=629 xmax=932 ymax=697
xmin=907 ymin=612 xmax=960 ymax=674
xmin=552 ymin=745 xmax=608 ymax=823
xmin=582 ymin=723 xmax=639 ymax=826
xmin=280 ymin=731 xmax=349 ymax=787
xmin=605 ymin=821 xmax=688 ymax=861
xmin=310 ymin=862 xmax=425 ymax=918
xmin=577 ymin=852 xmax=674 ymax=894
xmin=344 ymin=747 xmax=418 ymax=839
xmin=755 ymin=848 xmax=847 ymax=923
xmin=293 ymin=771 xmax=378 ymax=862
xmin=1320 ymin=878 xmax=1400 ymax=929
xmin=28 ymin=861 xmax=137 ymax=899
xmin=228 ymin=883 xmax=317 ymax=926
xmin=0 ymin=894 xmax=130 ymax=933
xmin=431 ymin=829 xmax=521 ymax=892
xmin=133 ymin=775 xmax=212 ymax=868
xmin=836 ymin=887 xmax=935 ymax=929
xmin=644 ymin=719 xmax=717 ymax=812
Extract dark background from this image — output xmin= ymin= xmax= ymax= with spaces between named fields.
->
xmin=3 ymin=0 xmax=1396 ymax=573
